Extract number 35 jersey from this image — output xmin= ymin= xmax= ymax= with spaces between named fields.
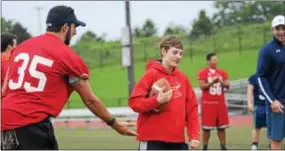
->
xmin=197 ymin=68 xmax=228 ymax=103
xmin=2 ymin=33 xmax=90 ymax=131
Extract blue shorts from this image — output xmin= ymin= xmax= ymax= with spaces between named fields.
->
xmin=253 ymin=105 xmax=267 ymax=129
xmin=267 ymin=102 xmax=285 ymax=141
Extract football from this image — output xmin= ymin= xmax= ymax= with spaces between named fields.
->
xmin=149 ymin=78 xmax=172 ymax=112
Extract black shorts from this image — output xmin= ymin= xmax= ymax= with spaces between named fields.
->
xmin=138 ymin=141 xmax=188 ymax=150
xmin=1 ymin=118 xmax=58 ymax=150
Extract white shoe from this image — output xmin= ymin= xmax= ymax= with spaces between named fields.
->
xmin=251 ymin=145 xmax=258 ymax=150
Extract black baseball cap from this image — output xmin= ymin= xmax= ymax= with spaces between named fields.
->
xmin=46 ymin=5 xmax=86 ymax=27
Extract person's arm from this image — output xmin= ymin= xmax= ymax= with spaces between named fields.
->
xmin=185 ymin=79 xmax=200 ymax=145
xmin=217 ymin=71 xmax=230 ymax=89
xmin=199 ymin=80 xmax=216 ymax=91
xmin=257 ymin=47 xmax=284 ymax=113
xmin=128 ymin=71 xmax=162 ymax=113
xmin=219 ymin=79 xmax=230 ymax=89
xmin=70 ymin=78 xmax=136 ymax=136
xmin=62 ymin=49 xmax=113 ymax=123
xmin=61 ymin=48 xmax=136 ymax=136
xmin=71 ymin=79 xmax=113 ymax=122
xmin=198 ymin=70 xmax=218 ymax=91
xmin=247 ymin=84 xmax=254 ymax=112
xmin=256 ymin=48 xmax=276 ymax=104
xmin=247 ymin=84 xmax=254 ymax=105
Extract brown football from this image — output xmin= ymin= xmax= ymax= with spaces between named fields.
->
xmin=149 ymin=78 xmax=172 ymax=112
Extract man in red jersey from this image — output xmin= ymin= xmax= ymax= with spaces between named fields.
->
xmin=129 ymin=35 xmax=200 ymax=150
xmin=1 ymin=33 xmax=17 ymax=96
xmin=1 ymin=5 xmax=136 ymax=150
xmin=197 ymin=52 xmax=230 ymax=150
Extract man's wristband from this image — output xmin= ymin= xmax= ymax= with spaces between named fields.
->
xmin=106 ymin=118 xmax=116 ymax=126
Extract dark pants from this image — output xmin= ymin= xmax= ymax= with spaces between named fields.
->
xmin=138 ymin=141 xmax=188 ymax=150
xmin=1 ymin=118 xmax=58 ymax=150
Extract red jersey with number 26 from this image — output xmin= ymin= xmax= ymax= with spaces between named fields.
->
xmin=1 ymin=33 xmax=89 ymax=131
xmin=197 ymin=68 xmax=228 ymax=102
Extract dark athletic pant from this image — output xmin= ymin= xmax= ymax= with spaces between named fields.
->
xmin=1 ymin=118 xmax=58 ymax=150
xmin=138 ymin=141 xmax=188 ymax=150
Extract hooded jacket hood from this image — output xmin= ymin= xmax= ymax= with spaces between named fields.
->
xmin=146 ymin=59 xmax=179 ymax=75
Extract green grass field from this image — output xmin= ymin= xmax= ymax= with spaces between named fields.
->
xmin=55 ymin=126 xmax=269 ymax=150
xmin=67 ymin=50 xmax=259 ymax=108
xmin=66 ymin=21 xmax=274 ymax=109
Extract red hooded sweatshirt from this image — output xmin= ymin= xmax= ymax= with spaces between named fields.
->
xmin=129 ymin=60 xmax=200 ymax=143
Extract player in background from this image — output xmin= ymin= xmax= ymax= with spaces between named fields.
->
xmin=129 ymin=35 xmax=200 ymax=150
xmin=256 ymin=15 xmax=285 ymax=150
xmin=197 ymin=52 xmax=230 ymax=150
xmin=1 ymin=5 xmax=136 ymax=150
xmin=1 ymin=33 xmax=17 ymax=96
xmin=247 ymin=73 xmax=269 ymax=150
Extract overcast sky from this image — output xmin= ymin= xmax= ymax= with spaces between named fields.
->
xmin=2 ymin=1 xmax=216 ymax=44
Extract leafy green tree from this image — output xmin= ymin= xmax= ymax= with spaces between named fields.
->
xmin=1 ymin=17 xmax=32 ymax=44
xmin=141 ymin=19 xmax=157 ymax=37
xmin=164 ymin=23 xmax=188 ymax=36
xmin=190 ymin=10 xmax=214 ymax=39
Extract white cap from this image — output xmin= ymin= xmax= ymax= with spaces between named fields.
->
xmin=272 ymin=15 xmax=285 ymax=28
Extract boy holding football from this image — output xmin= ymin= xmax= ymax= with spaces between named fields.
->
xmin=128 ymin=35 xmax=200 ymax=150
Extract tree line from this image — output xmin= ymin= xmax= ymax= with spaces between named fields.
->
xmin=1 ymin=1 xmax=284 ymax=44
xmin=77 ymin=1 xmax=284 ymax=42
xmin=1 ymin=17 xmax=32 ymax=44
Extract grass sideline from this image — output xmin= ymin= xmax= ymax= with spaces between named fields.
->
xmin=66 ymin=50 xmax=259 ymax=108
xmin=55 ymin=126 xmax=269 ymax=150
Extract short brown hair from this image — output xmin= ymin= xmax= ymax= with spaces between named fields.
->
xmin=159 ymin=35 xmax=183 ymax=51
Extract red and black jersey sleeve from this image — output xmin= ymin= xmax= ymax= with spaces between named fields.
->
xmin=197 ymin=68 xmax=207 ymax=81
xmin=60 ymin=47 xmax=90 ymax=81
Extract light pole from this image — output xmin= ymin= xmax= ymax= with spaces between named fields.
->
xmin=34 ymin=6 xmax=43 ymax=34
xmin=123 ymin=0 xmax=135 ymax=96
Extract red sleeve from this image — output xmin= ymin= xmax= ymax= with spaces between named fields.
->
xmin=1 ymin=61 xmax=9 ymax=86
xmin=185 ymin=78 xmax=200 ymax=140
xmin=60 ymin=47 xmax=90 ymax=80
xmin=128 ymin=70 xmax=160 ymax=113
xmin=197 ymin=69 xmax=207 ymax=80
xmin=223 ymin=70 xmax=229 ymax=80
xmin=1 ymin=60 xmax=9 ymax=95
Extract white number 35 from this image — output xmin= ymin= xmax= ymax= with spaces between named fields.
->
xmin=9 ymin=53 xmax=54 ymax=92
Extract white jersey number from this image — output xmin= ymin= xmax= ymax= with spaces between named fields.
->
xmin=9 ymin=53 xmax=54 ymax=92
xmin=208 ymin=76 xmax=222 ymax=96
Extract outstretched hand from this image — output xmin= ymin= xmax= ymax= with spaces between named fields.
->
xmin=112 ymin=120 xmax=137 ymax=136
